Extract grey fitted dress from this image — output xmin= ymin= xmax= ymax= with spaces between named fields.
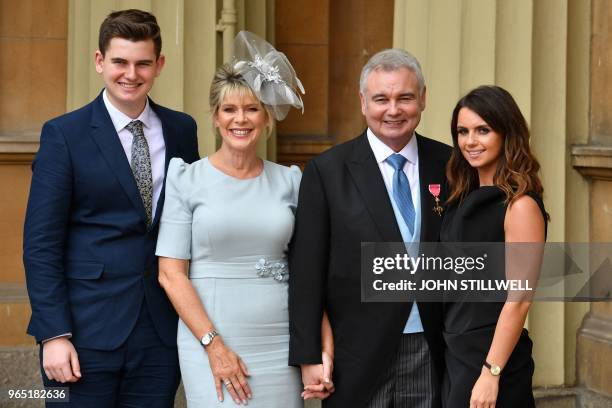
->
xmin=156 ymin=157 xmax=302 ymax=407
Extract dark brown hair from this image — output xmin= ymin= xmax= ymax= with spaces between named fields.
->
xmin=446 ymin=85 xmax=544 ymax=205
xmin=98 ymin=9 xmax=162 ymax=58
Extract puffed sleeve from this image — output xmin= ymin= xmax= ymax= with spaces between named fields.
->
xmin=156 ymin=158 xmax=193 ymax=259
xmin=289 ymin=165 xmax=302 ymax=213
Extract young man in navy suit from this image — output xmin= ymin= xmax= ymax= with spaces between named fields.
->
xmin=23 ymin=9 xmax=199 ymax=407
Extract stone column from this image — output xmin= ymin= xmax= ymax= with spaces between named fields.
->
xmin=573 ymin=148 xmax=612 ymax=404
xmin=572 ymin=1 xmax=612 ymax=404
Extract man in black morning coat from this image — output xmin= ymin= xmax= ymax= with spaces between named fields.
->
xmin=289 ymin=49 xmax=451 ymax=407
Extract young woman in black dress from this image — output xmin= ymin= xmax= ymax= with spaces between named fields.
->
xmin=440 ymin=85 xmax=547 ymax=408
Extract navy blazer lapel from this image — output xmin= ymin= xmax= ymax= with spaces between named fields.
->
xmin=89 ymin=93 xmax=149 ymax=224
xmin=416 ymin=134 xmax=446 ymax=242
xmin=149 ymin=98 xmax=180 ymax=227
xmin=346 ymin=133 xmax=403 ymax=243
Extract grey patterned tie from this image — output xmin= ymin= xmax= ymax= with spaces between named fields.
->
xmin=125 ymin=120 xmax=153 ymax=226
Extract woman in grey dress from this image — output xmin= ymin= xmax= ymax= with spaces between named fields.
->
xmin=155 ymin=32 xmax=333 ymax=407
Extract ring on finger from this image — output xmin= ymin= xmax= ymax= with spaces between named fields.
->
xmin=224 ymin=380 xmax=232 ymax=387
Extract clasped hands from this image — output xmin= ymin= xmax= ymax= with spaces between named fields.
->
xmin=300 ymin=350 xmax=335 ymax=400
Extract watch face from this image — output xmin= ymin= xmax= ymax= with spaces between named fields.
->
xmin=491 ymin=365 xmax=501 ymax=375
xmin=202 ymin=331 xmax=218 ymax=346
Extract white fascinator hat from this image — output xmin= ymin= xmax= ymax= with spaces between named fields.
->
xmin=233 ymin=31 xmax=305 ymax=121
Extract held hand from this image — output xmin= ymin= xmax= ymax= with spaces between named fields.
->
xmin=206 ymin=338 xmax=251 ymax=405
xmin=301 ymin=351 xmax=335 ymax=400
xmin=42 ymin=337 xmax=81 ymax=383
xmin=322 ymin=349 xmax=334 ymax=388
xmin=469 ymin=367 xmax=499 ymax=408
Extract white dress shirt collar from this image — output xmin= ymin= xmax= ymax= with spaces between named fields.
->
xmin=366 ymin=128 xmax=418 ymax=165
xmin=102 ymin=89 xmax=153 ymax=132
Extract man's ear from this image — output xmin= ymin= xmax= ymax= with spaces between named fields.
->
xmin=94 ymin=50 xmax=104 ymax=74
xmin=360 ymin=92 xmax=367 ymax=116
xmin=155 ymin=54 xmax=166 ymax=76
xmin=420 ymin=86 xmax=427 ymax=111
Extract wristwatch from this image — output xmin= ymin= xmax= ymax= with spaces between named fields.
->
xmin=200 ymin=330 xmax=219 ymax=347
xmin=484 ymin=361 xmax=502 ymax=376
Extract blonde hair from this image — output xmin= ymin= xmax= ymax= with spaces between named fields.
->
xmin=209 ymin=64 xmax=275 ymax=137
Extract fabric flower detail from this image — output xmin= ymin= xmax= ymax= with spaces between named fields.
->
xmin=255 ymin=258 xmax=289 ymax=282
xmin=248 ymin=55 xmax=283 ymax=83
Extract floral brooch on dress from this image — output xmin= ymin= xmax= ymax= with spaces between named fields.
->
xmin=255 ymin=258 xmax=289 ymax=282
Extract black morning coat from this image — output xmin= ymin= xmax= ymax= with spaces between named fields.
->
xmin=289 ymin=131 xmax=451 ymax=408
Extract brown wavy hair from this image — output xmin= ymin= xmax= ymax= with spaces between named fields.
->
xmin=446 ymin=85 xmax=544 ymax=205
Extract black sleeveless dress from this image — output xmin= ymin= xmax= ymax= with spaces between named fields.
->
xmin=439 ymin=187 xmax=546 ymax=408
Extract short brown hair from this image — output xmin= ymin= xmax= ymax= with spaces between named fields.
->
xmin=98 ymin=9 xmax=162 ymax=58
